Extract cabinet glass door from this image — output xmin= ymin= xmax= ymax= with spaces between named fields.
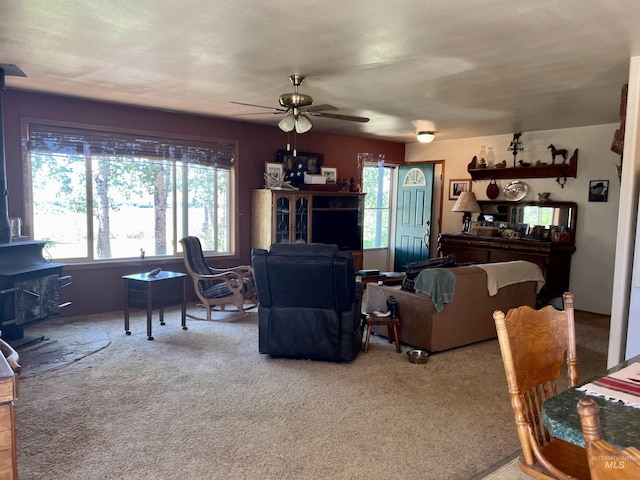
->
xmin=275 ymin=196 xmax=290 ymax=243
xmin=294 ymin=197 xmax=309 ymax=243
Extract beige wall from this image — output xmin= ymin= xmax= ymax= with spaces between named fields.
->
xmin=404 ymin=124 xmax=620 ymax=315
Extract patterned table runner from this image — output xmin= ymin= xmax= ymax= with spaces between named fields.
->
xmin=578 ymin=362 xmax=640 ymax=408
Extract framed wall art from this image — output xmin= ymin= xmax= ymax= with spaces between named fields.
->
xmin=588 ymin=179 xmax=608 ymax=202
xmin=276 ymin=150 xmax=323 ymax=174
xmin=449 ymin=179 xmax=472 ymax=200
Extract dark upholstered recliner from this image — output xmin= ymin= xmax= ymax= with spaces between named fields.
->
xmin=251 ymin=243 xmax=364 ymax=362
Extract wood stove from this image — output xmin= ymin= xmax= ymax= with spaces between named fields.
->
xmin=0 ymin=65 xmax=71 ymax=344
xmin=0 ymin=241 xmax=70 ymax=343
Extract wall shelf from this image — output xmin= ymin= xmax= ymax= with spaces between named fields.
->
xmin=467 ymin=149 xmax=578 ymax=181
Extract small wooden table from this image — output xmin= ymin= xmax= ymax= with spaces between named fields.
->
xmin=363 ymin=314 xmax=401 ymax=353
xmin=123 ymin=271 xmax=187 ymax=340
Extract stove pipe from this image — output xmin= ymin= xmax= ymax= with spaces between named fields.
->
xmin=0 ymin=69 xmax=11 ymax=243
xmin=0 ymin=65 xmax=26 ymax=244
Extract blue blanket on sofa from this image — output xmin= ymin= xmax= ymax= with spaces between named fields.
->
xmin=413 ymin=268 xmax=456 ymax=312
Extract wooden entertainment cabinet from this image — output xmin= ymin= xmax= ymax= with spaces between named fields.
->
xmin=251 ymin=189 xmax=365 ymax=270
xmin=438 ymin=200 xmax=578 ymax=304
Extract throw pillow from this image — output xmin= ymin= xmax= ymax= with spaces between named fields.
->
xmin=401 ymin=255 xmax=456 ymax=292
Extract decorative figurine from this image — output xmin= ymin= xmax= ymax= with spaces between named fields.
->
xmin=507 ymin=132 xmax=523 ymax=167
xmin=495 ymin=160 xmax=507 ymax=168
xmin=518 ymin=160 xmax=532 ymax=167
xmin=538 ymin=192 xmax=551 ymax=202
xmin=547 ymin=144 xmax=568 ymax=164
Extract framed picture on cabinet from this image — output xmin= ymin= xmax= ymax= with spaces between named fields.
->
xmin=265 ymin=162 xmax=284 ymax=181
xmin=321 ymin=167 xmax=337 ymax=184
xmin=276 ymin=150 xmax=323 ymax=174
xmin=529 ymin=225 xmax=544 ymax=239
xmin=449 ymin=179 xmax=471 ymax=200
xmin=516 ymin=223 xmax=529 ymax=236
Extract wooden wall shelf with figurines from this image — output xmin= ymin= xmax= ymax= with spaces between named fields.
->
xmin=468 ymin=149 xmax=578 ymax=183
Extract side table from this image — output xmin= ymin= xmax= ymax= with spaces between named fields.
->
xmin=123 ymin=271 xmax=187 ymax=340
xmin=357 ymin=272 xmax=405 ymax=288
xmin=363 ymin=314 xmax=401 ymax=353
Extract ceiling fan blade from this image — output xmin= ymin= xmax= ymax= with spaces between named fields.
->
xmin=230 ymin=101 xmax=287 ymax=113
xmin=231 ymin=111 xmax=288 ymax=117
xmin=303 ymin=104 xmax=338 ymax=113
xmin=308 ymin=112 xmax=370 ymax=123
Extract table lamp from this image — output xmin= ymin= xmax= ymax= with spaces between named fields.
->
xmin=451 ymin=191 xmax=481 ymax=233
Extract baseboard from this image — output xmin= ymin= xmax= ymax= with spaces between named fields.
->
xmin=470 ymin=451 xmax=519 ymax=480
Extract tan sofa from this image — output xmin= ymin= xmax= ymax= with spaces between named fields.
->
xmin=364 ymin=264 xmax=538 ymax=352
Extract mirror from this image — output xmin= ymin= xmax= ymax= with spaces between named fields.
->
xmin=477 ymin=200 xmax=577 ymax=243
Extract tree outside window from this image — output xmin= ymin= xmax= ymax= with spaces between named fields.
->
xmin=362 ymin=164 xmax=392 ymax=249
xmin=27 ymin=123 xmax=235 ymax=261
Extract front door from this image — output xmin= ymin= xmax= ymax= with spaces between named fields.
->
xmin=394 ymin=164 xmax=434 ymax=271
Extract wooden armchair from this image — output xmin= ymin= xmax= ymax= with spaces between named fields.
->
xmin=179 ymin=236 xmax=257 ymax=321
xmin=577 ymin=396 xmax=640 ymax=479
xmin=493 ymin=292 xmax=591 ymax=480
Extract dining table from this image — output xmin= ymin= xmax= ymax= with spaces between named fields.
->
xmin=542 ymin=354 xmax=640 ymax=449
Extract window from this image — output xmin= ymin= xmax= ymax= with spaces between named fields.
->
xmin=362 ymin=163 xmax=392 ymax=249
xmin=522 ymin=206 xmax=556 ymax=228
xmin=26 ymin=122 xmax=237 ymax=261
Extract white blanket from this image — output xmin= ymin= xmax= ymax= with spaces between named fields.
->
xmin=476 ymin=260 xmax=545 ymax=296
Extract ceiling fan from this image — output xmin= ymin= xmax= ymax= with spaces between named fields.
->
xmin=231 ymin=75 xmax=369 ymax=133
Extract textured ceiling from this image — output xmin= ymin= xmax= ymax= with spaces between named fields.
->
xmin=2 ymin=0 xmax=640 ymax=143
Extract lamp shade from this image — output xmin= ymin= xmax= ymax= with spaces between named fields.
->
xmin=295 ymin=114 xmax=312 ymax=133
xmin=451 ymin=191 xmax=480 ymax=233
xmin=451 ymin=191 xmax=481 ymax=213
xmin=416 ymin=131 xmax=435 ymax=143
xmin=278 ymin=115 xmax=296 ymax=132
xmin=278 ymin=114 xmax=313 ymax=134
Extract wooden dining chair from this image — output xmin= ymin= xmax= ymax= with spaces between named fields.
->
xmin=493 ymin=292 xmax=591 ymax=480
xmin=577 ymin=396 xmax=640 ymax=480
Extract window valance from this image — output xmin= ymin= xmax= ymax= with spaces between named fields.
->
xmin=27 ymin=123 xmax=235 ymax=168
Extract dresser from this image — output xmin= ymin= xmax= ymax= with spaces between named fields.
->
xmin=438 ymin=200 xmax=577 ymax=305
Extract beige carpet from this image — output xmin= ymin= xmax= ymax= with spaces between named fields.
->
xmin=14 ymin=307 xmax=608 ymax=480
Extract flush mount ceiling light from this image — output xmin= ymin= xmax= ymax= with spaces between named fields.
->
xmin=416 ymin=131 xmax=435 ymax=143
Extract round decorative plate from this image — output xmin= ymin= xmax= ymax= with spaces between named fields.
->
xmin=503 ymin=180 xmax=529 ymax=201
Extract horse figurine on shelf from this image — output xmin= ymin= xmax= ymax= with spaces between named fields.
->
xmin=547 ymin=144 xmax=568 ymax=164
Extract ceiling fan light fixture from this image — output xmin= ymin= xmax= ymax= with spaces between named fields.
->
xmin=279 ymin=92 xmax=313 ymax=109
xmin=295 ymin=115 xmax=312 ymax=134
xmin=416 ymin=131 xmax=436 ymax=143
xmin=278 ymin=115 xmax=296 ymax=132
